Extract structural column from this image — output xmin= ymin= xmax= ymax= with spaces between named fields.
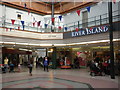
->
xmin=46 ymin=48 xmax=48 ymax=57
xmin=108 ymin=1 xmax=115 ymax=79
xmin=2 ymin=4 xmax=6 ymax=27
xmin=52 ymin=47 xmax=57 ymax=69
xmin=51 ymin=1 xmax=54 ymax=32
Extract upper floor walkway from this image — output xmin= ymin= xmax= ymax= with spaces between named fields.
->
xmin=0 ymin=9 xmax=120 ymax=33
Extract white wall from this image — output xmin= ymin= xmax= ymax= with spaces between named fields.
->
xmin=0 ymin=4 xmax=45 ymax=31
xmin=0 ymin=4 xmax=64 ymax=32
xmin=0 ymin=4 xmax=2 ymax=17
xmin=5 ymin=6 xmax=44 ymax=23
xmin=6 ymin=7 xmax=44 ymax=25
xmin=63 ymin=2 xmax=119 ymax=26
xmin=118 ymin=1 xmax=120 ymax=20
xmin=0 ymin=4 xmax=6 ymax=27
xmin=0 ymin=4 xmax=2 ymax=27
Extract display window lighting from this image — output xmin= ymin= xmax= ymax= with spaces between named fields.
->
xmin=28 ymin=50 xmax=32 ymax=52
xmin=16 ymin=43 xmax=28 ymax=45
xmin=54 ymin=44 xmax=66 ymax=46
xmin=113 ymin=39 xmax=120 ymax=41
xmin=7 ymin=48 xmax=15 ymax=49
xmin=50 ymin=48 xmax=53 ymax=52
xmin=40 ymin=44 xmax=52 ymax=46
xmin=28 ymin=44 xmax=40 ymax=46
xmin=19 ymin=48 xmax=28 ymax=51
xmin=67 ymin=39 xmax=120 ymax=46
xmin=3 ymin=42 xmax=15 ymax=44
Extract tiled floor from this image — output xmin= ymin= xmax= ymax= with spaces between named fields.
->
xmin=1 ymin=67 xmax=119 ymax=89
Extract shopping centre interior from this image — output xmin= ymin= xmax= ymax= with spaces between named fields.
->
xmin=0 ymin=0 xmax=120 ymax=89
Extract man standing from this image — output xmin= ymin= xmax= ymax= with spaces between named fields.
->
xmin=43 ymin=57 xmax=49 ymax=72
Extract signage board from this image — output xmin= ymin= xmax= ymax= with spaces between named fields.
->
xmin=63 ymin=26 xmax=109 ymax=39
xmin=72 ymin=26 xmax=108 ymax=37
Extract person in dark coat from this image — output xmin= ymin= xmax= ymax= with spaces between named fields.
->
xmin=74 ymin=56 xmax=80 ymax=69
xmin=28 ymin=57 xmax=34 ymax=76
xmin=9 ymin=62 xmax=15 ymax=73
xmin=37 ymin=57 xmax=43 ymax=68
xmin=43 ymin=57 xmax=49 ymax=72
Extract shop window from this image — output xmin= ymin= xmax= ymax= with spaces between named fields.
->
xmin=17 ymin=14 xmax=21 ymax=20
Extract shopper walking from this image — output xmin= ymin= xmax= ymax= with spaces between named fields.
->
xmin=28 ymin=57 xmax=34 ymax=76
xmin=43 ymin=57 xmax=49 ymax=72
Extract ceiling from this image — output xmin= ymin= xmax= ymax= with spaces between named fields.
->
xmin=0 ymin=0 xmax=98 ymax=15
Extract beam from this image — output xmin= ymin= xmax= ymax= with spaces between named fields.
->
xmin=57 ymin=2 xmax=97 ymax=14
xmin=54 ymin=2 xmax=69 ymax=8
xmin=51 ymin=2 xmax=54 ymax=32
xmin=33 ymin=0 xmax=52 ymax=7
xmin=1 ymin=1 xmax=50 ymax=15
xmin=108 ymin=1 xmax=115 ymax=79
xmin=0 ymin=1 xmax=97 ymax=15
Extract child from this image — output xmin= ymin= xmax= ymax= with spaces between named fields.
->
xmin=18 ymin=63 xmax=21 ymax=72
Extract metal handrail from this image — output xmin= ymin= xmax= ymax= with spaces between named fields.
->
xmin=0 ymin=10 xmax=120 ymax=32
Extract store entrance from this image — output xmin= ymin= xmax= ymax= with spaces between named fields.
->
xmin=47 ymin=45 xmax=119 ymax=71
xmin=2 ymin=47 xmax=32 ymax=67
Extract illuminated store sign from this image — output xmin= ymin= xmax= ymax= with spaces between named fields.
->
xmin=72 ymin=26 xmax=108 ymax=37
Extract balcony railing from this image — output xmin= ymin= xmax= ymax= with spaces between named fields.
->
xmin=0 ymin=9 xmax=120 ymax=33
xmin=63 ymin=10 xmax=120 ymax=32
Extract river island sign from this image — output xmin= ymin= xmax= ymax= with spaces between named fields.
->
xmin=72 ymin=26 xmax=108 ymax=37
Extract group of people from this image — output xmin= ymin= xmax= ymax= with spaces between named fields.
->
xmin=2 ymin=56 xmax=50 ymax=76
xmin=88 ymin=56 xmax=112 ymax=76
xmin=3 ymin=55 xmax=119 ymax=76
xmin=28 ymin=56 xmax=49 ymax=76
xmin=2 ymin=57 xmax=15 ymax=73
